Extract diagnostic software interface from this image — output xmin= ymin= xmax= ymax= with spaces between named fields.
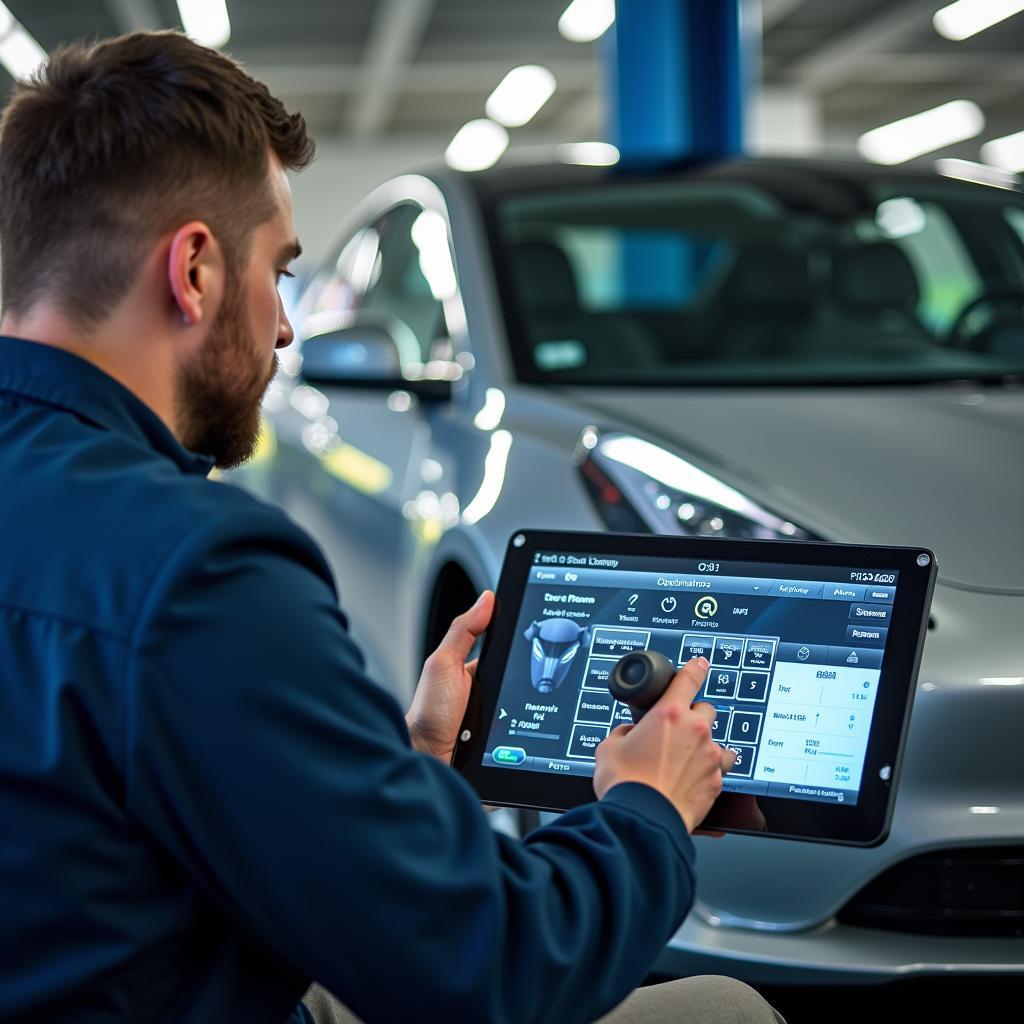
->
xmin=482 ymin=550 xmax=900 ymax=806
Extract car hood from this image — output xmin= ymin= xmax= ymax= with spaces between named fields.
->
xmin=563 ymin=385 xmax=1024 ymax=593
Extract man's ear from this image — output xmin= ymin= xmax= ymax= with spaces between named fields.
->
xmin=167 ymin=221 xmax=224 ymax=327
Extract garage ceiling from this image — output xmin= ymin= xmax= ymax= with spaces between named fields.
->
xmin=4 ymin=0 xmax=1024 ymax=160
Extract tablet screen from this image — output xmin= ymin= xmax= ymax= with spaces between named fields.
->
xmin=480 ymin=548 xmax=904 ymax=808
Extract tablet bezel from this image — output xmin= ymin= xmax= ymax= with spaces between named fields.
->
xmin=452 ymin=529 xmax=936 ymax=847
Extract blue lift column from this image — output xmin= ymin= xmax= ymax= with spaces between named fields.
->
xmin=601 ymin=0 xmax=757 ymax=302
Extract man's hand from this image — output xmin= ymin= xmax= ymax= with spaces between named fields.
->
xmin=593 ymin=657 xmax=735 ymax=833
xmin=406 ymin=590 xmax=494 ymax=764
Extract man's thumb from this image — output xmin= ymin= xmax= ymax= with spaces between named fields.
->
xmin=437 ymin=590 xmax=494 ymax=662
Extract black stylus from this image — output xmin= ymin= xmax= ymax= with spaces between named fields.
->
xmin=608 ymin=650 xmax=678 ymax=721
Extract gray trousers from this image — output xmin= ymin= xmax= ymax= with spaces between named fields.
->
xmin=303 ymin=976 xmax=785 ymax=1023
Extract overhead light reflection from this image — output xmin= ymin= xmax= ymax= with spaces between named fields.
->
xmin=600 ymin=436 xmax=784 ymax=529
xmin=473 ymin=388 xmax=506 ymax=431
xmin=289 ymin=384 xmax=330 ymax=420
xmin=979 ymin=677 xmax=1024 ymax=686
xmin=857 ymin=100 xmax=984 ymax=165
xmin=347 ymin=228 xmax=382 ymax=295
xmin=411 ymin=210 xmax=458 ymax=300
xmin=876 ymin=197 xmax=926 ymax=239
xmin=556 ymin=142 xmax=620 ymax=166
xmin=968 ymin=805 xmax=1001 ymax=814
xmin=320 ymin=443 xmax=393 ymax=495
xmin=420 ymin=458 xmax=444 ymax=483
xmin=387 ymin=390 xmax=413 ymax=413
xmin=462 ymin=430 xmax=513 ymax=525
xmin=935 ymin=157 xmax=1020 ymax=190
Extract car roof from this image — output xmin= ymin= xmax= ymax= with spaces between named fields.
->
xmin=424 ymin=155 xmax=1021 ymax=220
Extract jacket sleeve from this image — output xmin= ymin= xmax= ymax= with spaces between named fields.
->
xmin=124 ymin=504 xmax=696 ymax=1024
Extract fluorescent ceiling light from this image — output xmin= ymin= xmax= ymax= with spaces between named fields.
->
xmin=935 ymin=157 xmax=1020 ymax=190
xmin=444 ymin=119 xmax=509 ymax=172
xmin=558 ymin=0 xmax=615 ymax=42
xmin=0 ymin=4 xmax=47 ymax=81
xmin=177 ymin=0 xmax=231 ymax=48
xmin=556 ymin=141 xmax=620 ymax=166
xmin=934 ymin=0 xmax=1024 ymax=40
xmin=857 ymin=100 xmax=984 ymax=165
xmin=485 ymin=65 xmax=556 ymax=128
xmin=980 ymin=130 xmax=1024 ymax=172
xmin=0 ymin=25 xmax=46 ymax=79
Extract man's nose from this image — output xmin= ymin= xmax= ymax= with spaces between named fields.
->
xmin=276 ymin=310 xmax=294 ymax=349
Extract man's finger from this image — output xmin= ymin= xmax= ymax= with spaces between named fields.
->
xmin=662 ymin=657 xmax=709 ymax=707
xmin=720 ymin=746 xmax=737 ymax=773
xmin=433 ymin=591 xmax=494 ymax=664
xmin=598 ymin=723 xmax=633 ymax=751
xmin=691 ymin=701 xmax=716 ymax=725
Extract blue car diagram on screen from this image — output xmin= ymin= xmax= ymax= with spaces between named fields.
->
xmin=524 ymin=618 xmax=592 ymax=693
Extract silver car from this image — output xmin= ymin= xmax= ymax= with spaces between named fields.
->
xmin=231 ymin=157 xmax=1024 ymax=984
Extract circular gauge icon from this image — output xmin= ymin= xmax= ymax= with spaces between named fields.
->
xmin=694 ymin=596 xmax=718 ymax=619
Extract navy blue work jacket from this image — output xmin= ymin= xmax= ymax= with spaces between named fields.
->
xmin=0 ymin=336 xmax=696 ymax=1023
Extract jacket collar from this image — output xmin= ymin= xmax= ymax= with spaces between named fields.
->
xmin=0 ymin=336 xmax=216 ymax=477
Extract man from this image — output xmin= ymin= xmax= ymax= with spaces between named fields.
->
xmin=0 ymin=32 xmax=782 ymax=1024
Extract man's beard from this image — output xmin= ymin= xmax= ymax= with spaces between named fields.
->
xmin=176 ymin=277 xmax=277 ymax=470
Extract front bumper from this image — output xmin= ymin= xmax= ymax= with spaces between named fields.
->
xmin=658 ymin=913 xmax=1024 ymax=985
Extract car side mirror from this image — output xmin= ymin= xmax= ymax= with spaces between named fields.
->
xmin=299 ymin=323 xmax=452 ymax=401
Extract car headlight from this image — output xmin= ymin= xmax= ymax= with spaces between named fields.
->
xmin=578 ymin=430 xmax=816 ymax=541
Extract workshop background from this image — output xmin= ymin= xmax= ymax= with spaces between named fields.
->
xmin=3 ymin=0 xmax=1024 ymax=267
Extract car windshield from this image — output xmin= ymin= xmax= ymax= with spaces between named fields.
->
xmin=493 ymin=174 xmax=1024 ymax=385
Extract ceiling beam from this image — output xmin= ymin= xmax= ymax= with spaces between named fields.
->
xmin=810 ymin=52 xmax=1024 ymax=84
xmin=247 ymin=60 xmax=595 ymax=99
xmin=349 ymin=0 xmax=436 ymax=138
xmin=761 ymin=0 xmax=809 ymax=32
xmin=102 ymin=0 xmax=162 ymax=33
xmin=556 ymin=91 xmax=603 ymax=140
xmin=786 ymin=0 xmax=939 ymax=91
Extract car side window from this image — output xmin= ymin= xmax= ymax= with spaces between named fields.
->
xmin=300 ymin=203 xmax=456 ymax=368
xmin=359 ymin=203 xmax=452 ymax=365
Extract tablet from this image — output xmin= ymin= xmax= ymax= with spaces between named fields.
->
xmin=452 ymin=530 xmax=936 ymax=846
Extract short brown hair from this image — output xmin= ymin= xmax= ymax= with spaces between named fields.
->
xmin=0 ymin=31 xmax=314 ymax=326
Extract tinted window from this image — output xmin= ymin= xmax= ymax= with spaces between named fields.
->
xmin=495 ymin=179 xmax=1024 ymax=385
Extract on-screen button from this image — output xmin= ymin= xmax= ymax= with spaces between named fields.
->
xmin=491 ymin=746 xmax=527 ymax=766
